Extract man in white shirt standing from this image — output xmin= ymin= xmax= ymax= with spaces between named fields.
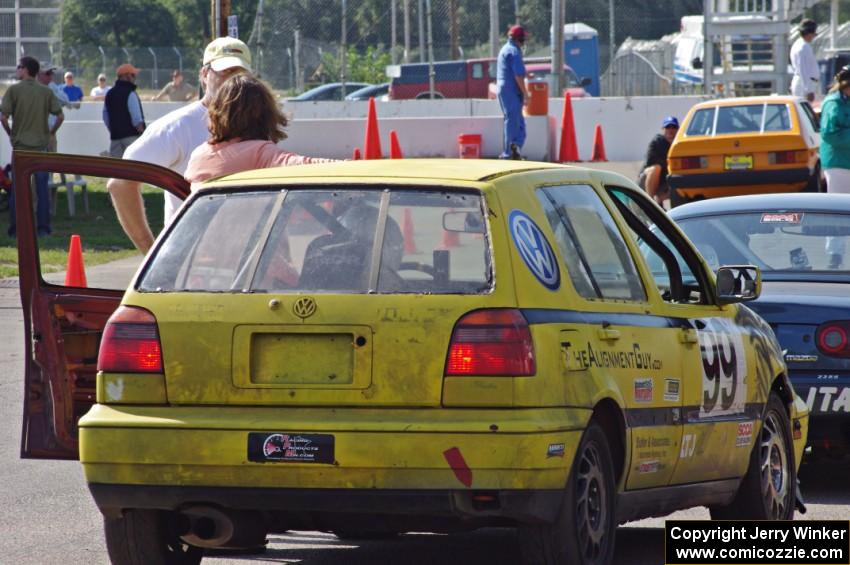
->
xmin=791 ymin=19 xmax=819 ymax=102
xmin=107 ymin=37 xmax=251 ymax=253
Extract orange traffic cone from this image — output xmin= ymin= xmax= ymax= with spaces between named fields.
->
xmin=439 ymin=229 xmax=460 ymax=250
xmin=558 ymin=92 xmax=579 ymax=163
xmin=64 ymin=234 xmax=87 ymax=287
xmin=389 ymin=130 xmax=404 ymax=159
xmin=402 ymin=208 xmax=418 ymax=255
xmin=363 ymin=97 xmax=383 ymax=160
xmin=352 ymin=147 xmax=361 ymax=160
xmin=590 ymin=124 xmax=608 ymax=162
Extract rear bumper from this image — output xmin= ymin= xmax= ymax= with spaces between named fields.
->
xmin=668 ymin=167 xmax=809 ymax=190
xmin=79 ymin=404 xmax=588 ymax=515
xmin=88 ymin=484 xmax=564 ymax=525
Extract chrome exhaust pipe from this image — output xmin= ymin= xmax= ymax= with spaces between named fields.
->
xmin=178 ymin=506 xmax=265 ymax=549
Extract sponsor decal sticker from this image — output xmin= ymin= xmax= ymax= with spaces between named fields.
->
xmin=680 ymin=434 xmax=696 ymax=458
xmin=508 ymin=210 xmax=560 ymax=291
xmin=634 ymin=378 xmax=653 ymax=403
xmin=547 ymin=443 xmax=566 ymax=458
xmin=637 ymin=460 xmax=661 ymax=474
xmin=736 ymin=422 xmax=753 ymax=448
xmin=805 ymin=386 xmax=850 ymax=412
xmin=247 ymin=432 xmax=335 ymax=464
xmin=664 ymin=378 xmax=680 ymax=402
xmin=760 ymin=212 xmax=802 ymax=224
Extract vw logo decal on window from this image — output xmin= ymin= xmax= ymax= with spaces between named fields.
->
xmin=508 ymin=210 xmax=560 ymax=291
xmin=293 ymin=297 xmax=317 ymax=319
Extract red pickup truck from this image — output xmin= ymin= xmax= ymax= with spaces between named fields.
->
xmin=387 ymin=58 xmax=590 ymax=100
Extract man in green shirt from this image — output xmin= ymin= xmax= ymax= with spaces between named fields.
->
xmin=1 ymin=56 xmax=63 ymax=237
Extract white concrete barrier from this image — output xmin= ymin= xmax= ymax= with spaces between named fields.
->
xmin=0 ymin=95 xmax=710 ymax=167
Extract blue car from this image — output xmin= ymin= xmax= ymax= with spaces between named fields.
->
xmin=289 ymin=82 xmax=371 ymax=101
xmin=345 ymin=82 xmax=389 ymax=101
xmin=670 ymin=193 xmax=850 ymax=455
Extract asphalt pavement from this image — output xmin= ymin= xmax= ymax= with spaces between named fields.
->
xmin=2 ymin=162 xmax=850 ymax=564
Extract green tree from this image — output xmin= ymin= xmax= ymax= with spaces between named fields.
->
xmin=319 ymin=45 xmax=391 ymax=84
xmin=60 ymin=0 xmax=179 ymax=47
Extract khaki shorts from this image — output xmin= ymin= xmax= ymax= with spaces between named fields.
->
xmin=109 ymin=135 xmax=140 ymax=158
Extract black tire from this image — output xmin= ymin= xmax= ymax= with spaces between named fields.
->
xmin=670 ymin=187 xmax=688 ymax=208
xmin=710 ymin=392 xmax=796 ymax=520
xmin=105 ymin=509 xmax=203 ymax=565
xmin=519 ymin=422 xmax=616 ymax=565
xmin=804 ymin=163 xmax=825 ymax=193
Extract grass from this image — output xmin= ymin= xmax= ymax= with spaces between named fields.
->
xmin=0 ymin=177 xmax=165 ymax=278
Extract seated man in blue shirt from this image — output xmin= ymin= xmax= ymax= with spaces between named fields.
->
xmin=62 ymin=71 xmax=84 ymax=103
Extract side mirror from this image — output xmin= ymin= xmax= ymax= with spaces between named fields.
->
xmin=715 ymin=265 xmax=761 ymax=304
xmin=691 ymin=57 xmax=703 ymax=70
xmin=443 ymin=211 xmax=484 ymax=233
xmin=580 ymin=77 xmax=592 ymax=87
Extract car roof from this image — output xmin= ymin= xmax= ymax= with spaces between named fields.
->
xmin=202 ymin=159 xmax=597 ymax=187
xmin=293 ymin=82 xmax=370 ymax=99
xmin=689 ymin=95 xmax=800 ymax=110
xmin=670 ymin=193 xmax=850 ymax=219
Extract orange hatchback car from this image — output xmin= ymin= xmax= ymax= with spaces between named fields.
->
xmin=667 ymin=96 xmax=822 ymax=207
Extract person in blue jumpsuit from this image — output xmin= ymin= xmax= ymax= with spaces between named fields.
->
xmin=497 ymin=25 xmax=528 ymax=160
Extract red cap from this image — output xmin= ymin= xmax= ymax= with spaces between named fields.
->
xmin=509 ymin=25 xmax=527 ymax=41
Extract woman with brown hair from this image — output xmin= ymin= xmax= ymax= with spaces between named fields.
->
xmin=185 ymin=74 xmax=334 ymax=190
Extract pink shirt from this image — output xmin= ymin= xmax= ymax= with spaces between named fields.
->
xmin=185 ymin=138 xmax=335 ymax=191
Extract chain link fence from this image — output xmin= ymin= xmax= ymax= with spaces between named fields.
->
xmin=9 ymin=1 xmax=707 ymax=95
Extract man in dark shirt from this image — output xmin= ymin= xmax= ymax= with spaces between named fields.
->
xmin=640 ymin=116 xmax=679 ymax=205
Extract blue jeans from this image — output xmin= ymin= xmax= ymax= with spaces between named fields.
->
xmin=498 ymin=91 xmax=526 ymax=158
xmin=8 ymin=167 xmax=50 ymax=236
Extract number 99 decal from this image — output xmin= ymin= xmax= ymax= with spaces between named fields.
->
xmin=698 ymin=318 xmax=747 ymax=418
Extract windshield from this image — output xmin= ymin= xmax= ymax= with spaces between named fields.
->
xmin=139 ymin=188 xmax=492 ymax=294
xmin=676 ymin=211 xmax=850 ymax=274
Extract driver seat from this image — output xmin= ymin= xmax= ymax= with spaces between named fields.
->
xmin=298 ymin=235 xmax=371 ymax=291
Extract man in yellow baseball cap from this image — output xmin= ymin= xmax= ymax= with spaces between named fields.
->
xmin=108 ymin=36 xmax=252 ymax=253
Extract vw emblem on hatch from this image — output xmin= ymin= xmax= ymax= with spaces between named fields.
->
xmin=293 ymin=297 xmax=317 ymax=319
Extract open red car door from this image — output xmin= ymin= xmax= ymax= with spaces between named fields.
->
xmin=15 ymin=151 xmax=189 ymax=459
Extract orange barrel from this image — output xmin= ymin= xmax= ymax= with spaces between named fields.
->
xmin=525 ymin=78 xmax=549 ymax=116
xmin=458 ymin=134 xmax=482 ymax=159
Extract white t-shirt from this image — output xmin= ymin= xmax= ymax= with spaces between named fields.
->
xmin=123 ymin=100 xmax=208 ymax=221
xmin=790 ymin=37 xmax=819 ymax=97
xmin=90 ymin=85 xmax=110 ymax=97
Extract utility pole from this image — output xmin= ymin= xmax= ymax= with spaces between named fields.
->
xmin=403 ymin=0 xmax=411 ymax=63
xmin=418 ymin=0 xmax=425 ymax=63
xmin=211 ymin=0 xmax=231 ymax=37
xmin=514 ymin=0 xmax=520 ymax=25
xmin=341 ymin=0 xmax=347 ymax=95
xmin=489 ymin=0 xmax=499 ymax=58
xmin=426 ymin=0 xmax=435 ymax=97
xmin=609 ymin=0 xmax=615 ymax=65
xmin=449 ymin=0 xmax=458 ymax=60
xmin=551 ymin=0 xmax=564 ymax=96
xmin=391 ymin=0 xmax=398 ymax=64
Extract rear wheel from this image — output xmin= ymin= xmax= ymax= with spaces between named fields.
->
xmin=709 ymin=392 xmax=795 ymax=520
xmin=804 ymin=163 xmax=825 ymax=193
xmin=105 ymin=509 xmax=203 ymax=565
xmin=519 ymin=422 xmax=616 ymax=565
xmin=670 ymin=187 xmax=688 ymax=208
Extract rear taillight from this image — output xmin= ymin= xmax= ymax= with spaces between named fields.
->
xmin=768 ymin=150 xmax=804 ymax=165
xmin=675 ymin=156 xmax=708 ymax=170
xmin=97 ymin=306 xmax=163 ymax=373
xmin=445 ymin=309 xmax=535 ymax=376
xmin=816 ymin=321 xmax=850 ymax=358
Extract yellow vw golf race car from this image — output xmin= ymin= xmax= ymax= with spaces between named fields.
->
xmin=14 ymin=153 xmax=808 ymax=565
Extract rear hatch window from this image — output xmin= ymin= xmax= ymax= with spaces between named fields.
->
xmin=139 ymin=187 xmax=492 ymax=294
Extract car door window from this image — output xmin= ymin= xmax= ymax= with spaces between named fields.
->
xmin=537 ymin=184 xmax=645 ymax=301
xmin=471 ymin=63 xmax=483 ymax=79
xmin=607 ymin=186 xmax=711 ymax=304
